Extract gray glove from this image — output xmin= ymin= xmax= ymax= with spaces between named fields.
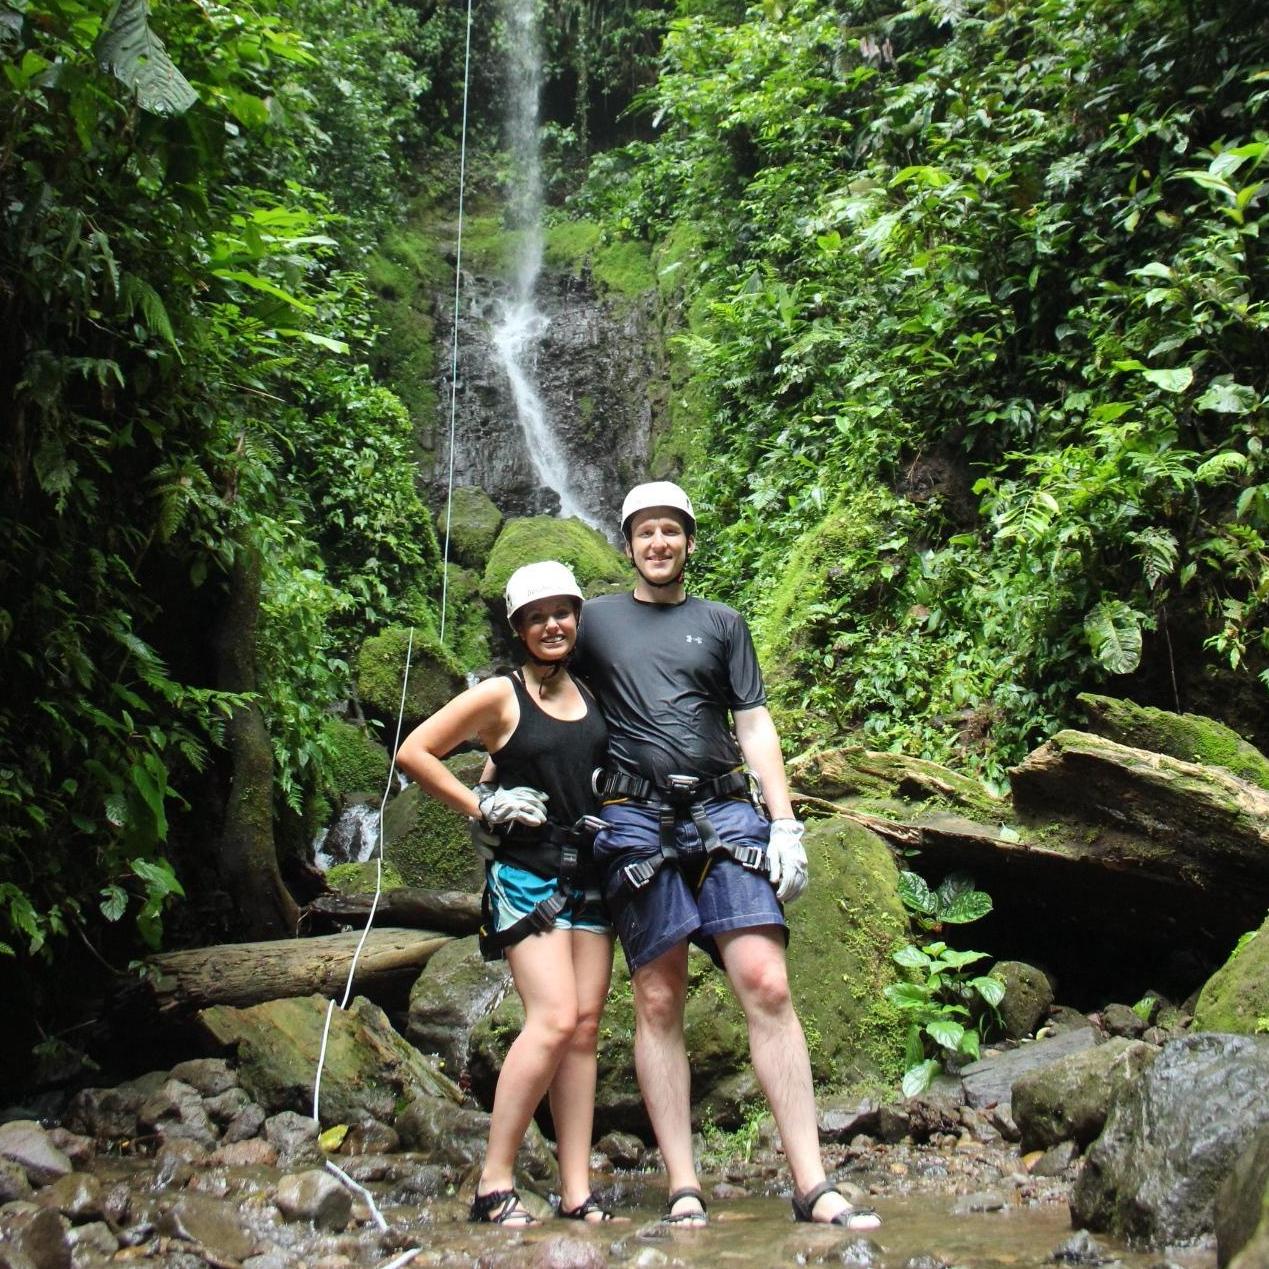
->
xmin=767 ymin=818 xmax=808 ymax=903
xmin=475 ymin=782 xmax=548 ymax=828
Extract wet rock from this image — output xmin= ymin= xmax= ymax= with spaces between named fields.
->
xmin=833 ymin=1237 xmax=886 ymax=1266
xmin=209 ymin=1137 xmax=279 ymax=1168
xmin=1072 ymin=1033 xmax=1269 ymax=1248
xmin=904 ymin=1257 xmax=953 ymax=1269
xmin=223 ymin=1101 xmax=267 ymax=1144
xmin=243 ymin=1253 xmax=292 ymax=1269
xmin=407 ymin=936 xmax=513 ymax=1080
xmin=169 ymin=1058 xmax=238 ymax=1097
xmin=0 ymin=1120 xmax=73 ymax=1186
xmin=1101 ymin=1004 xmax=1148 ymax=1039
xmin=43 ymin=1130 xmax=92 ymax=1169
xmin=203 ymin=1086 xmax=252 ymax=1123
xmin=1045 ymin=1006 xmax=1100 ymax=1036
xmin=595 ymin=1130 xmax=645 ymax=1169
xmin=33 ymin=1172 xmax=104 ymax=1222
xmin=817 ymin=1095 xmax=882 ymax=1144
xmin=274 ymin=1169 xmax=352 ymax=1229
xmin=160 ymin=1192 xmax=258 ymax=1262
xmin=530 ymin=1234 xmax=608 ymax=1268
xmin=1052 ymin=1229 xmax=1115 ymax=1263
xmin=992 ymin=961 xmax=1056 ymax=1040
xmin=62 ymin=1072 xmax=166 ymax=1141
xmin=0 ymin=1156 xmax=34 ymax=1201
xmin=138 ymin=1079 xmax=218 ymax=1149
xmin=1216 ymin=1124 xmax=1269 ymax=1267
xmin=66 ymin=1220 xmax=119 ymax=1259
xmin=338 ymin=1118 xmax=400 ymax=1156
xmin=961 ymin=1027 xmax=1101 ymax=1113
xmin=264 ymin=1110 xmax=324 ymax=1170
xmin=1032 ymin=1141 xmax=1081 ymax=1177
xmin=951 ymin=1190 xmax=1008 ymax=1213
xmin=0 ymin=1204 xmax=72 ymax=1268
xmin=990 ymin=1104 xmax=1020 ymax=1142
xmin=876 ymin=1104 xmax=911 ymax=1144
xmin=154 ymin=1137 xmax=209 ymax=1188
xmin=1013 ymin=1037 xmax=1158 ymax=1151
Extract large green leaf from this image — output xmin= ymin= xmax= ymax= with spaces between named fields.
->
xmin=1085 ymin=600 xmax=1143 ymax=675
xmin=94 ymin=0 xmax=197 ymax=116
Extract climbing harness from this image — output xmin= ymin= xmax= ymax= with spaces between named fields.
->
xmin=310 ymin=0 xmax=475 ymax=1251
xmin=477 ymin=813 xmax=606 ymax=959
xmin=596 ymin=769 xmax=769 ymax=909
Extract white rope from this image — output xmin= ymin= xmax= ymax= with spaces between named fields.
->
xmin=308 ymin=1 xmax=474 ymax=1247
xmin=439 ymin=0 xmax=476 ymax=646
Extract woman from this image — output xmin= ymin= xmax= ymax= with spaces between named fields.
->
xmin=395 ymin=560 xmax=615 ymax=1226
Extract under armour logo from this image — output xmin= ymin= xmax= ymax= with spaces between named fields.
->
xmin=685 ymin=635 xmax=703 ymax=644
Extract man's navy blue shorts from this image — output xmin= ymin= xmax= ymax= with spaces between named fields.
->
xmin=595 ymin=795 xmax=787 ymax=973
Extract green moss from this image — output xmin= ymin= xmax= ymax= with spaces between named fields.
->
xmin=326 ymin=860 xmax=406 ymax=894
xmin=1193 ymin=916 xmax=1269 ymax=1034
xmin=592 ymin=239 xmax=657 ymax=297
xmin=481 ymin=516 xmax=627 ymax=604
xmin=437 ymin=563 xmax=492 ymax=672
xmin=320 ymin=718 xmax=391 ymax=800
xmin=355 ymin=624 xmax=466 ymax=734
xmin=456 ymin=213 xmax=517 ymax=277
xmin=382 ymin=752 xmax=487 ymax=890
xmin=544 ymin=218 xmax=602 ymax=272
xmin=438 ymin=485 xmax=503 ymax=570
xmin=1079 ymin=694 xmax=1269 ymax=790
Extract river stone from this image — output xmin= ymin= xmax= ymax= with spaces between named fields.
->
xmin=160 ymin=1192 xmax=257 ymax=1262
xmin=1194 ymin=914 xmax=1269 ymax=1036
xmin=223 ymin=1101 xmax=267 ymax=1144
xmin=198 ymin=993 xmax=461 ymax=1125
xmin=338 ymin=1119 xmax=400 ymax=1155
xmin=0 ymin=1119 xmax=73 ymax=1186
xmin=274 ymin=1169 xmax=352 ymax=1229
xmin=0 ymin=1204 xmax=71 ymax=1268
xmin=990 ymin=961 xmax=1055 ymax=1041
xmin=209 ymin=1138 xmax=279 ymax=1168
xmin=1100 ymin=1003 xmax=1148 ymax=1038
xmin=138 ymin=1078 xmax=219 ymax=1149
xmin=203 ymin=1086 xmax=251 ymax=1123
xmin=263 ymin=1111 xmax=324 ymax=1170
xmin=406 ymin=933 xmax=513 ymax=1075
xmin=817 ymin=1095 xmax=882 ymax=1144
xmin=62 ymin=1072 xmax=166 ymax=1141
xmin=960 ymin=1027 xmax=1101 ymax=1113
xmin=66 ymin=1220 xmax=119 ymax=1259
xmin=1013 ymin=1037 xmax=1158 ymax=1151
xmin=1071 ymin=1032 xmax=1269 ymax=1248
xmin=595 ymin=1131 xmax=645 ymax=1169
xmin=168 ymin=1058 xmax=238 ymax=1097
xmin=394 ymin=1094 xmax=559 ymax=1187
xmin=34 ymin=1171 xmax=104 ymax=1221
xmin=1052 ymin=1229 xmax=1114 ymax=1264
xmin=528 ymin=1235 xmax=607 ymax=1269
xmin=1217 ymin=1125 xmax=1269 ymax=1267
xmin=0 ymin=1157 xmax=34 ymax=1202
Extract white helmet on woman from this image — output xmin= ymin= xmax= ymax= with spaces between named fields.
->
xmin=619 ymin=480 xmax=696 ymax=539
xmin=504 ymin=560 xmax=583 ymax=627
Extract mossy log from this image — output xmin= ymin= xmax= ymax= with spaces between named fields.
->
xmin=139 ymin=929 xmax=451 ymax=1018
xmin=304 ymin=888 xmax=481 ymax=934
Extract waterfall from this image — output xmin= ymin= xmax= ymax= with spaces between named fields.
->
xmin=492 ymin=0 xmax=601 ymax=531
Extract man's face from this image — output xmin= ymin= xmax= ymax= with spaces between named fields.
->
xmin=626 ymin=507 xmax=694 ymax=584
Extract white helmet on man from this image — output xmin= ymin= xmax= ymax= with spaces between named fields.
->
xmin=504 ymin=560 xmax=583 ymax=627
xmin=619 ymin=481 xmax=696 ymax=538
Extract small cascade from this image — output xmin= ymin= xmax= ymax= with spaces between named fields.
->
xmin=491 ymin=0 xmax=602 ymax=531
xmin=313 ymin=802 xmax=382 ymax=871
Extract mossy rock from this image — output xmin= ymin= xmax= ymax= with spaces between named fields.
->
xmin=325 ymin=860 xmax=406 ymax=895
xmin=437 ymin=563 xmax=493 ymax=672
xmin=1193 ymin=915 xmax=1269 ymax=1034
xmin=1080 ymin=694 xmax=1269 ymax=791
xmin=481 ymin=516 xmax=627 ymax=605
xmin=355 ymin=624 xmax=466 ymax=738
xmin=320 ymin=718 xmax=391 ymax=801
xmin=382 ymin=751 xmax=487 ymax=891
xmin=437 ymin=486 xmax=503 ymax=570
xmin=466 ymin=816 xmax=908 ymax=1139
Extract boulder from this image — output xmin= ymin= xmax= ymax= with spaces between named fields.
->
xmin=382 ymin=754 xmax=486 ymax=891
xmin=318 ymin=718 xmax=391 ymax=803
xmin=0 ymin=1205 xmax=72 ymax=1269
xmin=274 ymin=1169 xmax=352 ymax=1230
xmin=990 ymin=961 xmax=1055 ymax=1041
xmin=1079 ymin=695 xmax=1269 ymax=792
xmin=0 ymin=1120 xmax=73 ymax=1186
xmin=1194 ymin=916 xmax=1269 ymax=1036
xmin=480 ymin=516 xmax=627 ymax=609
xmin=960 ymin=1027 xmax=1101 ymax=1113
xmin=1072 ymin=1033 xmax=1269 ymax=1248
xmin=438 ymin=485 xmax=503 ymax=569
xmin=468 ymin=818 xmax=908 ymax=1137
xmin=406 ymin=935 xmax=513 ymax=1076
xmin=1012 ymin=1037 xmax=1158 ymax=1151
xmin=355 ymin=623 xmax=466 ymax=739
xmin=198 ymin=994 xmax=461 ymax=1126
xmin=1218 ymin=1125 xmax=1269 ymax=1268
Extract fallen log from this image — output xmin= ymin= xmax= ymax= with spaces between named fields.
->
xmin=136 ymin=929 xmax=452 ymax=1018
xmin=303 ymin=888 xmax=481 ymax=934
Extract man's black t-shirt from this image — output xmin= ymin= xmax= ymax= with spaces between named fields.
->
xmin=573 ymin=592 xmax=766 ymax=784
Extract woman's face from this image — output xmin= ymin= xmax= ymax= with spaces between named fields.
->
xmin=516 ymin=596 xmax=579 ymax=661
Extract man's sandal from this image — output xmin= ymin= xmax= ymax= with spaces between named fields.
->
xmin=663 ymin=1186 xmax=708 ymax=1226
xmin=791 ymin=1180 xmax=881 ymax=1231
xmin=558 ymin=1192 xmax=614 ymax=1222
xmin=469 ymin=1187 xmax=539 ymax=1225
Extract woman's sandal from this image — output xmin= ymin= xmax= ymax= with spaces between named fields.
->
xmin=469 ymin=1187 xmax=539 ymax=1226
xmin=662 ymin=1186 xmax=708 ymax=1226
xmin=558 ymin=1192 xmax=615 ymax=1222
xmin=791 ymin=1180 xmax=881 ymax=1231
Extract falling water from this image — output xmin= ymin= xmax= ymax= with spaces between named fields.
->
xmin=492 ymin=0 xmax=601 ymax=530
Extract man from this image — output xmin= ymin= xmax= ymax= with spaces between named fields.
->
xmin=572 ymin=480 xmax=880 ymax=1229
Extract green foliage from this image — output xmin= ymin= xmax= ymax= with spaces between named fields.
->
xmin=481 ymin=516 xmax=628 ymax=603
xmin=897 ymin=870 xmax=993 ymax=932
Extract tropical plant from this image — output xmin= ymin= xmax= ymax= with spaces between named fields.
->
xmin=897 ymin=870 xmax=993 ymax=932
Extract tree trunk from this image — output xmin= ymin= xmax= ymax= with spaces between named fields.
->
xmin=136 ymin=928 xmax=452 ymax=1018
xmin=304 ymin=888 xmax=481 ymax=934
xmin=215 ymin=542 xmax=300 ymax=939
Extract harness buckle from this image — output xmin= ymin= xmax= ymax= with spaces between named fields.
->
xmin=623 ymin=858 xmax=658 ymax=890
xmin=665 ymin=773 xmax=700 ymax=801
xmin=730 ymin=844 xmax=767 ymax=872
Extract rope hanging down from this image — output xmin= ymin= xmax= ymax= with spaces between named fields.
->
xmin=309 ymin=0 xmax=476 ymax=1245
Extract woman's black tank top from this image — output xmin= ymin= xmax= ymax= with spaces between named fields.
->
xmin=488 ymin=672 xmax=608 ymax=826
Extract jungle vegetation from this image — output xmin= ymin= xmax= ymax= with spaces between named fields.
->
xmin=2 ymin=0 xmax=1266 ymax=1076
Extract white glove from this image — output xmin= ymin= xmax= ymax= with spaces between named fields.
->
xmin=767 ymin=818 xmax=808 ymax=903
xmin=476 ymin=783 xmax=548 ymax=828
xmin=468 ymin=815 xmax=502 ymax=862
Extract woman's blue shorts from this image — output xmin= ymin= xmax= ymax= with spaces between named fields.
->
xmin=595 ymin=795 xmax=786 ymax=973
xmin=484 ymin=860 xmax=612 ymax=952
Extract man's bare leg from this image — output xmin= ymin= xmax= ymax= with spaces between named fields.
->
xmin=632 ymin=942 xmax=706 ymax=1224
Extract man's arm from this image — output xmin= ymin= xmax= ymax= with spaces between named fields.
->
xmin=733 ymin=705 xmax=794 ymax=819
